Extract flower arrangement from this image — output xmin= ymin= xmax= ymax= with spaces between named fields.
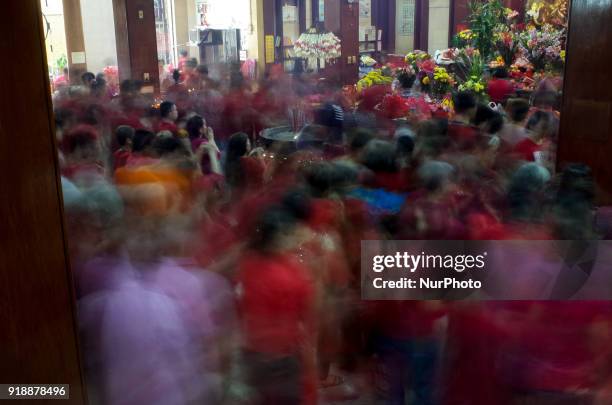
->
xmin=518 ymin=24 xmax=564 ymax=71
xmin=488 ymin=55 xmax=506 ymax=69
xmin=405 ymin=50 xmax=432 ymax=71
xmin=294 ymin=29 xmax=341 ymax=60
xmin=454 ymin=29 xmax=475 ymax=48
xmin=356 ymin=69 xmax=394 ymax=93
xmin=467 ymin=0 xmax=506 ymax=61
xmin=453 ymin=47 xmax=484 ymax=84
xmin=431 ymin=66 xmax=455 ymax=97
xmin=377 ymin=94 xmax=410 ymax=119
xmin=526 ymin=0 xmax=567 ymax=28
xmin=458 ymin=75 xmax=487 ymax=101
xmin=494 ymin=28 xmax=519 ymax=66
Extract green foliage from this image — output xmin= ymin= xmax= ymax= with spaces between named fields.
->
xmin=468 ymin=0 xmax=506 ymax=61
xmin=55 ymin=54 xmax=67 ymax=71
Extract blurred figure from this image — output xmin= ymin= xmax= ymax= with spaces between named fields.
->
xmin=487 ymin=67 xmax=515 ymax=104
xmin=236 ymin=206 xmax=315 ymax=405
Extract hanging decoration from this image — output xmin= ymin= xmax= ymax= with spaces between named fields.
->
xmin=294 ymin=27 xmax=342 ymax=60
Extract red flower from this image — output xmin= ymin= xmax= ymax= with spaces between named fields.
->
xmin=378 ymin=94 xmax=409 ymax=119
xmin=419 ymin=59 xmax=436 ymax=73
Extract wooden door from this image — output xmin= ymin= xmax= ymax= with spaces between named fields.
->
xmin=557 ymin=0 xmax=612 ymax=204
xmin=0 ymin=2 xmax=87 ymax=403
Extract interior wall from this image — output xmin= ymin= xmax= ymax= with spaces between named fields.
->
xmin=174 ymin=0 xmax=190 ymax=55
xmin=427 ymin=0 xmax=449 ymax=54
xmin=81 ymin=0 xmax=118 ymax=73
xmin=395 ymin=0 xmax=415 ymax=54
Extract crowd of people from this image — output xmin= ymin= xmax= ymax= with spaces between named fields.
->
xmin=54 ymin=60 xmax=612 ymax=405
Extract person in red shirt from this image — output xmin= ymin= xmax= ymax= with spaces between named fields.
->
xmin=236 ymin=206 xmax=315 ymax=405
xmin=157 ymin=101 xmax=179 ymax=134
xmin=487 ymin=67 xmax=515 ymax=104
xmin=513 ymin=110 xmax=558 ymax=163
xmin=447 ymin=91 xmax=479 ymax=151
xmin=112 ymin=125 xmax=133 ymax=171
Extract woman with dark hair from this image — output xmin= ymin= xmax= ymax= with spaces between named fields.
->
xmin=224 ymin=132 xmax=265 ymax=192
xmin=185 ymin=114 xmax=221 ymax=175
xmin=61 ymin=124 xmax=105 ymax=184
xmin=125 ymin=129 xmax=158 ymax=167
xmin=513 ymin=110 xmax=558 ymax=163
xmin=157 ymin=101 xmax=178 ymax=134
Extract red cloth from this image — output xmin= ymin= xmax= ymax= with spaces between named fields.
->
xmin=112 ymin=149 xmax=131 ymax=171
xmin=240 ymin=156 xmax=265 ymax=189
xmin=487 ymin=78 xmax=515 ymax=103
xmin=373 ymin=301 xmax=447 ymax=340
xmin=237 ymin=252 xmax=314 ymax=355
xmin=447 ymin=121 xmax=479 ymax=150
xmin=513 ymin=138 xmax=540 ymax=161
xmin=157 ymin=121 xmax=178 ymax=135
xmin=62 ymin=162 xmax=104 ymax=180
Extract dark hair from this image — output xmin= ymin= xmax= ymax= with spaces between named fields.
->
xmin=153 ymin=136 xmax=189 ymax=157
xmin=474 ymin=104 xmax=504 ymax=134
xmin=186 ymin=115 xmax=205 ymax=140
xmin=132 ymin=129 xmax=155 ymax=153
xmin=397 ymin=70 xmax=417 ymax=89
xmin=305 ymin=162 xmax=336 ymax=197
xmin=281 ymin=188 xmax=312 ymax=221
xmin=196 ymin=64 xmax=209 ymax=75
xmin=348 ymin=128 xmax=374 ymax=152
xmin=224 ymin=132 xmax=249 ymax=186
xmin=159 ymin=101 xmax=175 ymax=119
xmin=115 ymin=125 xmax=135 ymax=147
xmin=493 ymin=67 xmax=509 ymax=79
xmin=507 ymin=98 xmax=530 ymax=122
xmin=120 ymin=79 xmax=142 ymax=94
xmin=81 ymin=71 xmax=95 ymax=85
xmin=180 ymin=50 xmax=189 ymax=57
xmin=62 ymin=124 xmax=99 ymax=154
xmin=526 ymin=110 xmax=558 ymax=139
xmin=362 ymin=140 xmax=398 ymax=173
xmin=250 ymin=206 xmax=298 ymax=252
xmin=453 ymin=91 xmax=477 ymax=114
xmin=54 ymin=108 xmax=75 ymax=130
xmin=172 ymin=69 xmax=181 ymax=84
xmin=396 ymin=135 xmax=415 ymax=159
xmin=91 ymin=74 xmax=107 ymax=93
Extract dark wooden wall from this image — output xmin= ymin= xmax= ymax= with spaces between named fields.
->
xmin=0 ymin=2 xmax=86 ymax=403
xmin=448 ymin=0 xmax=470 ymax=41
xmin=324 ymin=0 xmax=358 ymax=84
xmin=113 ymin=0 xmax=160 ymax=92
xmin=372 ymin=0 xmax=397 ymax=53
xmin=557 ymin=0 xmax=612 ymax=204
xmin=415 ymin=0 xmax=430 ymax=51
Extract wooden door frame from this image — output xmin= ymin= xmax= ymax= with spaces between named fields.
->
xmin=0 ymin=2 xmax=87 ymax=403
